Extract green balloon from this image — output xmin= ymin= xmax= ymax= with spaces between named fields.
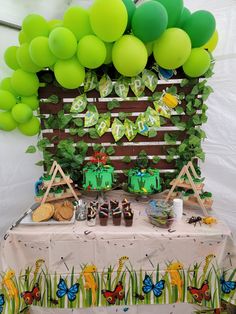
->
xmin=49 ymin=27 xmax=77 ymax=59
xmin=182 ymin=10 xmax=216 ymax=47
xmin=12 ymin=103 xmax=33 ymax=124
xmin=155 ymin=0 xmax=183 ymax=27
xmin=183 ymin=48 xmax=211 ymax=78
xmin=153 ymin=28 xmax=191 ymax=69
xmin=48 ymin=19 xmax=62 ymax=32
xmin=54 ymin=57 xmax=85 ymax=89
xmin=132 ymin=1 xmax=168 ymax=43
xmin=30 ymin=36 xmax=57 ymax=68
xmin=104 ymin=42 xmax=113 ymax=64
xmin=89 ymin=0 xmax=128 ymax=42
xmin=11 ymin=70 xmax=39 ymax=96
xmin=22 ymin=14 xmax=49 ymax=41
xmin=112 ymin=35 xmax=148 ymax=77
xmin=18 ymin=116 xmax=40 ymax=136
xmin=16 ymin=43 xmax=41 ymax=73
xmin=77 ymin=35 xmax=106 ymax=69
xmin=63 ymin=6 xmax=93 ymax=40
xmin=4 ymin=46 xmax=20 ymax=70
xmin=122 ymin=0 xmax=136 ymax=30
xmin=18 ymin=30 xmax=30 ymax=45
xmin=176 ymin=7 xmax=191 ymax=27
xmin=145 ymin=42 xmax=154 ymax=56
xmin=0 ymin=90 xmax=16 ymax=110
xmin=0 ymin=111 xmax=17 ymax=131
xmin=21 ymin=95 xmax=39 ymax=110
xmin=0 ymin=77 xmax=18 ymax=96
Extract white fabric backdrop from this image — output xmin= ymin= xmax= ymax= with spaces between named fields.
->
xmin=0 ymin=0 xmax=236 ymax=239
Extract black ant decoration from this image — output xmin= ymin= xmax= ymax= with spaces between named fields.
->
xmin=187 ymin=216 xmax=202 ymax=227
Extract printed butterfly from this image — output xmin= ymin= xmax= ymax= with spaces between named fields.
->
xmin=21 ymin=283 xmax=41 ymax=305
xmin=188 ymin=280 xmax=211 ymax=303
xmin=142 ymin=274 xmax=165 ymax=297
xmin=102 ymin=281 xmax=124 ymax=305
xmin=220 ymin=276 xmax=236 ymax=294
xmin=0 ymin=294 xmax=5 ymax=313
xmin=56 ymin=278 xmax=79 ymax=302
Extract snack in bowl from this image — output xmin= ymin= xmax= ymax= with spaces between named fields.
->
xmin=32 ymin=203 xmax=55 ymax=222
xmin=146 ymin=200 xmax=174 ymax=228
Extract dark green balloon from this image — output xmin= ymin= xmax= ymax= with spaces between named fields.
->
xmin=155 ymin=0 xmax=183 ymax=27
xmin=182 ymin=10 xmax=216 ymax=48
xmin=122 ymin=0 xmax=136 ymax=30
xmin=176 ymin=7 xmax=191 ymax=28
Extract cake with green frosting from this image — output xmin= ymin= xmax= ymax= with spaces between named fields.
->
xmin=82 ymin=164 xmax=114 ymax=190
xmin=127 ymin=168 xmax=161 ymax=194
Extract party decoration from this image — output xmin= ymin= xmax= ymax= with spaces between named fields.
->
xmin=114 ymin=77 xmax=129 ymax=98
xmin=30 ymin=37 xmax=57 ymax=68
xmin=89 ymin=0 xmax=128 ymax=42
xmin=0 ymin=90 xmax=16 ymax=110
xmin=153 ymin=28 xmax=191 ymax=70
xmin=63 ymin=6 xmax=92 ymax=40
xmin=136 ymin=113 xmax=149 ymax=136
xmin=11 ymin=103 xmax=33 ymax=124
xmin=162 ymin=93 xmax=178 ymax=108
xmin=157 ymin=66 xmax=176 ymax=80
xmin=48 ymin=19 xmax=62 ymax=31
xmin=84 ymin=104 xmax=99 ymax=127
xmin=111 ymin=118 xmax=125 ymax=142
xmin=84 ymin=71 xmax=98 ymax=92
xmin=145 ymin=107 xmax=160 ymax=127
xmin=4 ymin=46 xmax=19 ymax=70
xmin=77 ymin=35 xmax=106 ymax=69
xmin=182 ymin=10 xmax=216 ymax=48
xmin=202 ymin=30 xmax=218 ymax=52
xmin=104 ymin=43 xmax=113 ymax=65
xmin=145 ymin=42 xmax=154 ymax=57
xmin=54 ymin=58 xmax=85 ymax=89
xmin=124 ymin=118 xmax=137 ymax=141
xmin=132 ymin=1 xmax=168 ymax=43
xmin=18 ymin=116 xmax=40 ymax=136
xmin=153 ymin=101 xmax=171 ymax=119
xmin=96 ymin=113 xmax=111 ymax=136
xmin=11 ymin=70 xmax=39 ymax=96
xmin=22 ymin=14 xmax=49 ymax=41
xmin=142 ymin=70 xmax=158 ymax=92
xmin=155 ymin=0 xmax=183 ymax=27
xmin=70 ymin=94 xmax=87 ymax=113
xmin=183 ymin=48 xmax=211 ymax=78
xmin=122 ymin=0 xmax=136 ymax=30
xmin=99 ymin=74 xmax=113 ymax=97
xmin=18 ymin=30 xmax=29 ymax=45
xmin=112 ymin=35 xmax=148 ymax=77
xmin=130 ymin=76 xmax=145 ymax=97
xmin=176 ymin=7 xmax=191 ymax=27
xmin=16 ymin=43 xmax=41 ymax=73
xmin=0 ymin=77 xmax=17 ymax=96
xmin=49 ymin=27 xmax=77 ymax=60
xmin=21 ymin=95 xmax=39 ymax=111
xmin=0 ymin=111 xmax=17 ymax=131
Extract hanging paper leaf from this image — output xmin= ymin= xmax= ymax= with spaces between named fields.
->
xmin=135 ymin=113 xmax=149 ymax=136
xmin=124 ymin=118 xmax=137 ymax=141
xmin=153 ymin=101 xmax=171 ymax=119
xmin=114 ymin=77 xmax=130 ymax=98
xmin=84 ymin=71 xmax=98 ymax=92
xmin=99 ymin=74 xmax=113 ymax=98
xmin=145 ymin=106 xmax=160 ymax=127
xmin=96 ymin=114 xmax=111 ymax=137
xmin=84 ymin=104 xmax=99 ymax=127
xmin=142 ymin=69 xmax=158 ymax=92
xmin=130 ymin=76 xmax=145 ymax=97
xmin=111 ymin=118 xmax=125 ymax=142
xmin=70 ymin=94 xmax=87 ymax=113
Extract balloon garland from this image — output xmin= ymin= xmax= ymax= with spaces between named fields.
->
xmin=0 ymin=0 xmax=218 ymax=136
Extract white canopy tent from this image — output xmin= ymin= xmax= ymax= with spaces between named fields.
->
xmin=0 ymin=0 xmax=235 ymax=240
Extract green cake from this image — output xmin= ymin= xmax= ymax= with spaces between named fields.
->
xmin=82 ymin=164 xmax=114 ymax=190
xmin=127 ymin=168 xmax=161 ymax=194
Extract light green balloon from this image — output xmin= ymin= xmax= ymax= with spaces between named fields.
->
xmin=104 ymin=42 xmax=113 ymax=64
xmin=112 ymin=35 xmax=148 ymax=77
xmin=30 ymin=36 xmax=57 ymax=68
xmin=4 ymin=46 xmax=20 ymax=70
xmin=49 ymin=27 xmax=77 ymax=59
xmin=11 ymin=69 xmax=39 ymax=96
xmin=0 ymin=111 xmax=17 ymax=131
xmin=18 ymin=30 xmax=30 ymax=45
xmin=0 ymin=90 xmax=16 ymax=110
xmin=18 ymin=116 xmax=40 ymax=136
xmin=145 ymin=42 xmax=154 ymax=57
xmin=63 ymin=6 xmax=93 ymax=40
xmin=0 ymin=77 xmax=18 ymax=96
xmin=16 ymin=43 xmax=41 ymax=73
xmin=77 ymin=35 xmax=106 ymax=69
xmin=183 ymin=48 xmax=211 ymax=78
xmin=48 ymin=19 xmax=62 ymax=32
xmin=54 ymin=57 xmax=85 ymax=89
xmin=153 ymin=28 xmax=191 ymax=70
xmin=22 ymin=14 xmax=49 ymax=41
xmin=21 ymin=95 xmax=39 ymax=111
xmin=12 ymin=103 xmax=33 ymax=123
xmin=89 ymin=0 xmax=128 ymax=42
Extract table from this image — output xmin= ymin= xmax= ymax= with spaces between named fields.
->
xmin=0 ymin=191 xmax=235 ymax=314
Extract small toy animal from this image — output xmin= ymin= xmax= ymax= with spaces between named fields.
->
xmin=187 ymin=216 xmax=202 ymax=226
xmin=202 ymin=216 xmax=217 ymax=225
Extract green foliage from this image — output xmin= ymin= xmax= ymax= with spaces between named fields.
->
xmin=107 ymin=99 xmax=120 ymax=111
xmin=152 ymin=156 xmax=161 ymax=164
xmin=164 ymin=133 xmax=178 ymax=145
xmin=122 ymin=156 xmax=132 ymax=163
xmin=25 ymin=145 xmax=36 ymax=153
xmin=44 ymin=110 xmax=73 ymax=129
xmin=74 ymin=118 xmax=83 ymax=127
xmin=88 ymin=128 xmax=99 ymax=139
xmin=106 ymin=146 xmax=116 ymax=156
xmin=118 ymin=112 xmax=130 ymax=121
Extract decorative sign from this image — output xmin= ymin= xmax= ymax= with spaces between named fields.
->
xmin=70 ymin=94 xmax=87 ymax=113
xmin=124 ymin=118 xmax=137 ymax=141
xmin=84 ymin=104 xmax=99 ymax=127
xmin=135 ymin=113 xmax=149 ymax=136
xmin=114 ymin=77 xmax=130 ymax=98
xmin=96 ymin=113 xmax=111 ymax=137
xmin=111 ymin=118 xmax=125 ymax=142
xmin=153 ymin=101 xmax=171 ymax=119
xmin=99 ymin=74 xmax=113 ymax=98
xmin=142 ymin=69 xmax=158 ymax=92
xmin=84 ymin=71 xmax=98 ymax=92
xmin=130 ymin=76 xmax=145 ymax=97
xmin=145 ymin=106 xmax=160 ymax=127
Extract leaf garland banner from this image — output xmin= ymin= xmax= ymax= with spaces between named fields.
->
xmin=135 ymin=113 xmax=149 ymax=136
xmin=130 ymin=76 xmax=145 ymax=97
xmin=145 ymin=106 xmax=161 ymax=127
xmin=70 ymin=94 xmax=87 ymax=113
xmin=99 ymin=74 xmax=113 ymax=98
xmin=84 ymin=104 xmax=99 ymax=127
xmin=96 ymin=113 xmax=111 ymax=137
xmin=124 ymin=118 xmax=137 ymax=141
xmin=142 ymin=69 xmax=158 ymax=92
xmin=114 ymin=77 xmax=130 ymax=98
xmin=153 ymin=101 xmax=171 ymax=119
xmin=84 ymin=71 xmax=98 ymax=92
xmin=111 ymin=118 xmax=125 ymax=142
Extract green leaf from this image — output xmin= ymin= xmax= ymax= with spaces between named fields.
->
xmin=148 ymin=129 xmax=157 ymax=138
xmin=89 ymin=128 xmax=99 ymax=139
xmin=175 ymin=106 xmax=184 ymax=114
xmin=152 ymin=91 xmax=163 ymax=101
xmin=84 ymin=71 xmax=98 ymax=92
xmin=69 ymin=128 xmax=78 ymax=135
xmin=107 ymin=99 xmax=120 ymax=111
xmin=122 ymin=156 xmax=132 ymax=163
xmin=74 ymin=118 xmax=83 ymax=127
xmin=123 ymin=169 xmax=129 ymax=176
xmin=193 ymin=99 xmax=202 ymax=108
xmin=58 ymin=110 xmax=73 ymax=129
xmin=93 ymin=144 xmax=102 ymax=152
xmin=77 ymin=128 xmax=86 ymax=137
xmin=191 ymin=85 xmax=199 ymax=95
xmin=35 ymin=160 xmax=44 ymax=166
xmin=193 ymin=114 xmax=201 ymax=125
xmin=166 ymin=86 xmax=177 ymax=95
xmin=118 ymin=112 xmax=129 ymax=121
xmin=178 ymin=143 xmax=187 ymax=153
xmin=189 ymin=135 xmax=201 ymax=146
xmin=152 ymin=156 xmax=161 ymax=164
xmin=175 ymin=122 xmax=186 ymax=131
xmin=106 ymin=146 xmax=115 ymax=156
xmin=164 ymin=133 xmax=177 ymax=144
xmin=166 ymin=155 xmax=174 ymax=163
xmin=37 ymin=138 xmax=51 ymax=151
xmin=114 ymin=76 xmax=130 ymax=98
xmin=201 ymin=114 xmax=208 ymax=124
xmin=99 ymin=74 xmax=113 ymax=97
xmin=76 ymin=141 xmax=88 ymax=155
xmin=180 ymin=79 xmax=189 ymax=87
xmin=25 ymin=145 xmax=36 ymax=153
